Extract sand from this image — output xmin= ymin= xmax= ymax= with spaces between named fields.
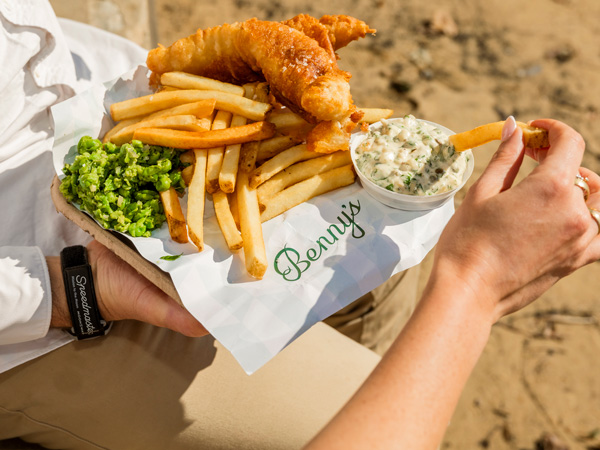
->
xmin=49 ymin=1 xmax=600 ymax=448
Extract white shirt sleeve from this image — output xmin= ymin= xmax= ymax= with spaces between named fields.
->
xmin=0 ymin=2 xmax=146 ymax=374
xmin=0 ymin=246 xmax=52 ymax=344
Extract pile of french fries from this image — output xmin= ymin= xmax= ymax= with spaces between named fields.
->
xmin=104 ymin=71 xmax=393 ymax=279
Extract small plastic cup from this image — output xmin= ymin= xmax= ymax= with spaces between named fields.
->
xmin=350 ymin=118 xmax=474 ymax=211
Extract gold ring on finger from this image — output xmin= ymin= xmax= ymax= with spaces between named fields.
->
xmin=589 ymin=207 xmax=600 ymax=234
xmin=575 ymin=174 xmax=590 ymax=201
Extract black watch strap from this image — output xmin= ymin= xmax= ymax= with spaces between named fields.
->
xmin=60 ymin=245 xmax=109 ymax=340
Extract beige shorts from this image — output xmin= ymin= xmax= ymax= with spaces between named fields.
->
xmin=0 ymin=268 xmax=419 ymax=449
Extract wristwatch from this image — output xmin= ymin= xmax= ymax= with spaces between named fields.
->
xmin=60 ymin=245 xmax=110 ymax=340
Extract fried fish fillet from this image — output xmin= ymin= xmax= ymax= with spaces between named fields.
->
xmin=283 ymin=14 xmax=376 ymax=58
xmin=240 ymin=18 xmax=353 ymax=123
xmin=147 ymin=22 xmax=254 ymax=85
xmin=146 ymin=15 xmax=375 ymax=152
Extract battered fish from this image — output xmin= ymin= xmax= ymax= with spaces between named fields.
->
xmin=283 ymin=14 xmax=376 ymax=58
xmin=146 ymin=15 xmax=375 ymax=152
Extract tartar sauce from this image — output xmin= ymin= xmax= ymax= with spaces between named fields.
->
xmin=354 ymin=115 xmax=469 ymax=196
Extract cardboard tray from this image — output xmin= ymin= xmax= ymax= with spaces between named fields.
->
xmin=50 ymin=175 xmax=182 ymax=305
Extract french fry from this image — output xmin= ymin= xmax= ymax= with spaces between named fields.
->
xmin=242 ymin=83 xmax=257 ymax=102
xmin=158 ymin=86 xmax=180 ymax=92
xmin=521 ymin=124 xmax=550 ymax=149
xmin=102 ymin=100 xmax=216 ymax=144
xmin=132 ymin=121 xmax=276 ymax=149
xmin=181 ymin=164 xmax=194 ymax=186
xmin=161 ymin=72 xmax=245 ymax=96
xmin=266 ymin=110 xmax=314 ymax=139
xmin=179 ymin=150 xmax=195 ymax=164
xmin=102 ymin=118 xmax=139 ymax=143
xmin=256 ymin=135 xmax=302 ymax=163
xmin=260 ymin=165 xmax=356 ymax=223
xmin=266 ymin=110 xmax=308 ymax=129
xmin=357 ymin=107 xmax=394 ymax=123
xmin=257 ymin=151 xmax=352 ymax=205
xmin=110 ymin=89 xmax=272 ymax=122
xmin=144 ymin=99 xmax=216 ymax=120
xmin=237 ymin=171 xmax=268 ymax=279
xmin=109 ymin=115 xmax=211 ymax=146
xmin=159 ymin=187 xmax=188 ymax=243
xmin=219 ymin=114 xmax=248 ymax=193
xmin=218 ymin=83 xmax=256 ymax=192
xmin=248 ymin=144 xmax=322 ymax=189
xmin=213 ymin=191 xmax=243 ymax=252
xmin=239 ymin=141 xmax=260 ymax=174
xmin=187 ymin=149 xmax=208 ymax=251
xmin=449 ymin=120 xmax=550 ymax=152
xmin=206 ymin=110 xmax=233 ymax=193
xmin=228 ymin=191 xmax=240 ymax=230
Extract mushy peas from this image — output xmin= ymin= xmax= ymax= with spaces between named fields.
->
xmin=354 ymin=115 xmax=469 ymax=196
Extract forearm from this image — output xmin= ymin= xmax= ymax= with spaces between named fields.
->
xmin=307 ymin=270 xmax=495 ymax=449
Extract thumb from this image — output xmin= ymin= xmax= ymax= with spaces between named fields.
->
xmin=474 ymin=116 xmax=525 ymax=197
xmin=133 ymin=289 xmax=209 ymax=337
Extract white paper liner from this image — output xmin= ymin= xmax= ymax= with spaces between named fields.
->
xmin=51 ymin=66 xmax=454 ymax=374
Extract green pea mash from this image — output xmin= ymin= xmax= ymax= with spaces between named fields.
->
xmin=60 ymin=136 xmax=186 ymax=237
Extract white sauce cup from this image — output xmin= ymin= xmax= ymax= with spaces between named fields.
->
xmin=350 ymin=118 xmax=474 ymax=211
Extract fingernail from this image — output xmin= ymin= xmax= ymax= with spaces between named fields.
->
xmin=502 ymin=116 xmax=517 ymax=142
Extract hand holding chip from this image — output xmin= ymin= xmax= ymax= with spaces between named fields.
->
xmin=432 ymin=117 xmax=600 ymax=321
xmin=307 ymin=118 xmax=600 ymax=450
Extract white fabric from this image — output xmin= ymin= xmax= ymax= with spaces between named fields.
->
xmin=0 ymin=247 xmax=50 ymax=344
xmin=0 ymin=0 xmax=146 ymax=374
xmin=58 ymin=18 xmax=148 ymax=88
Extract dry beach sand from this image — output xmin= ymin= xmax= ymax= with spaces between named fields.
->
xmin=41 ymin=1 xmax=600 ymax=449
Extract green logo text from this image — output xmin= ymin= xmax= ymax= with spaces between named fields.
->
xmin=273 ymin=200 xmax=365 ymax=281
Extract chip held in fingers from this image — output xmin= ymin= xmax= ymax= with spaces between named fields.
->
xmin=450 ymin=120 xmax=550 ymax=152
